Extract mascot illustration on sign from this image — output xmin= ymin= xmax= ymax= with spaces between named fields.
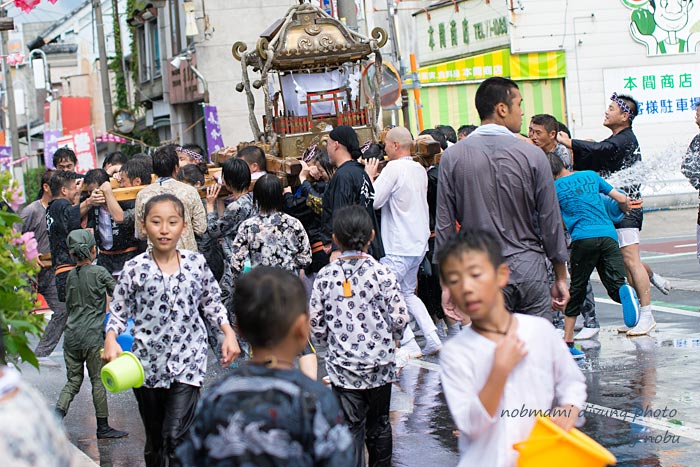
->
xmin=623 ymin=0 xmax=700 ymax=55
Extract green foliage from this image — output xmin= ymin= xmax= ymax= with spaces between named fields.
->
xmin=126 ymin=0 xmax=140 ymax=104
xmin=119 ymin=127 xmax=160 ymax=157
xmin=23 ymin=167 xmax=44 ymax=201
xmin=0 ymin=172 xmax=44 ymax=369
xmin=111 ymin=0 xmax=129 ymax=110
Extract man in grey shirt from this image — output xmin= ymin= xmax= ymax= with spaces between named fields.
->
xmin=19 ymin=169 xmax=68 ymax=358
xmin=435 ymin=77 xmax=569 ymax=319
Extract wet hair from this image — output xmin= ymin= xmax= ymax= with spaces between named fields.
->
xmin=530 ymin=114 xmax=559 ymax=135
xmin=49 ymin=170 xmax=79 ymax=197
xmin=616 ymin=94 xmax=639 ymax=122
xmin=419 ymin=128 xmax=447 ymax=150
xmin=144 ymin=193 xmax=185 ymax=219
xmin=152 ymin=144 xmax=180 ymax=178
xmin=238 ymin=145 xmax=267 ymax=172
xmin=253 ymin=174 xmax=283 ymax=214
xmin=557 ymin=121 xmax=571 ymax=138
xmin=119 ymin=159 xmax=152 ymax=186
xmin=362 ymin=143 xmax=385 ymax=161
xmin=132 ymin=153 xmax=154 ymax=174
xmin=221 ymin=157 xmax=251 ymax=192
xmin=475 ymin=77 xmax=519 ymax=121
xmin=40 ymin=169 xmax=55 ymax=188
xmin=310 ymin=148 xmax=335 ymax=178
xmin=548 ymin=152 xmax=565 ymax=178
xmin=436 ymin=124 xmax=457 ymax=144
xmin=83 ymin=168 xmax=109 ymax=188
xmin=102 ymin=151 xmax=128 ymax=169
xmin=176 ymin=164 xmax=205 ymax=187
xmin=437 ymin=229 xmax=505 ymax=281
xmin=332 ymin=205 xmax=373 ymax=251
xmin=457 ymin=124 xmax=477 ymax=138
xmin=235 ymin=266 xmax=308 ymax=348
xmin=53 ymin=147 xmax=77 ymax=167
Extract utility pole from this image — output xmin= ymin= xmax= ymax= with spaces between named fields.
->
xmin=0 ymin=10 xmax=19 ymax=160
xmin=337 ymin=0 xmax=358 ymax=31
xmin=93 ymin=0 xmax=115 ymax=150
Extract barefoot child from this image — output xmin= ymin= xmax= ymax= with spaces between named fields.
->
xmin=438 ymin=229 xmax=586 ymax=467
xmin=310 ymin=205 xmax=409 ymax=467
xmin=177 ymin=266 xmax=354 ymax=466
xmin=55 ymin=229 xmax=127 ymax=439
xmin=103 ymin=194 xmax=240 ymax=467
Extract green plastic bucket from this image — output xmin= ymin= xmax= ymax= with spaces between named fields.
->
xmin=101 ymin=352 xmax=145 ymax=392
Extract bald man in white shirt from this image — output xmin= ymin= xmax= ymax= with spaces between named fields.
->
xmin=366 ymin=127 xmax=442 ymax=356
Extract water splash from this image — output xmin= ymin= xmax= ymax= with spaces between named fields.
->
xmin=603 ymin=141 xmax=697 ymax=205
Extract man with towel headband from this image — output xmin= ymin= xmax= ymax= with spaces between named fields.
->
xmin=322 ymin=125 xmax=385 ymax=261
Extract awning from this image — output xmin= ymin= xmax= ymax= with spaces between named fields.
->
xmin=414 ymin=48 xmax=566 ymax=86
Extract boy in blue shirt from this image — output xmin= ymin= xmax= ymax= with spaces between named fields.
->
xmin=549 ymin=154 xmax=642 ymax=358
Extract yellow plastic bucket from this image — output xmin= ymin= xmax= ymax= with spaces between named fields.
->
xmin=101 ymin=352 xmax=145 ymax=393
xmin=513 ymin=416 xmax=616 ymax=467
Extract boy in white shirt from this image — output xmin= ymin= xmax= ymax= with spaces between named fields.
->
xmin=438 ymin=229 xmax=586 ymax=467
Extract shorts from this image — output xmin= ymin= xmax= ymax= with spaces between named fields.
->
xmin=616 ymin=228 xmax=640 ymax=248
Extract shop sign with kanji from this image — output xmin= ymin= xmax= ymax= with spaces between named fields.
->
xmin=414 ymin=0 xmax=510 ymax=65
xmin=603 ymin=63 xmax=700 ymax=124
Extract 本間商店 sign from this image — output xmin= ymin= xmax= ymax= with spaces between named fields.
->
xmin=603 ymin=63 xmax=700 ymax=124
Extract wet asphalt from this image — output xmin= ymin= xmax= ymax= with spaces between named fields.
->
xmin=18 ymin=209 xmax=700 ymax=467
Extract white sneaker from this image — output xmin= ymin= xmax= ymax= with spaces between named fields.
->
xmin=574 ymin=327 xmax=600 ymax=341
xmin=650 ymin=273 xmax=671 ymax=295
xmin=395 ymin=347 xmax=411 ymax=369
xmin=626 ymin=313 xmax=657 ymax=336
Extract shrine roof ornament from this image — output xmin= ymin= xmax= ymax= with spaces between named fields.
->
xmin=232 ymin=2 xmax=387 ymax=72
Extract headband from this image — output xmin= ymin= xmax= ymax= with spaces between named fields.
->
xmin=303 ymin=144 xmax=317 ymax=162
xmin=611 ymin=93 xmax=635 ymax=121
xmin=360 ymin=140 xmax=373 ymax=155
xmin=177 ymin=146 xmax=204 ymax=163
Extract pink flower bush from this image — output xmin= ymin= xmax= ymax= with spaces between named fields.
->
xmin=4 ymin=181 xmax=23 ymax=212
xmin=19 ymin=232 xmax=38 ymax=261
xmin=0 ymin=171 xmax=44 ymax=368
xmin=14 ymin=0 xmax=58 ymax=14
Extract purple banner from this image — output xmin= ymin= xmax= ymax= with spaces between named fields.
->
xmin=204 ymin=105 xmax=225 ymax=159
xmin=43 ymin=130 xmax=62 ymax=168
xmin=0 ymin=146 xmax=11 ymax=171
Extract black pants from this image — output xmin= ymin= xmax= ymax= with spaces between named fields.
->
xmin=332 ymin=383 xmax=392 ymax=467
xmin=133 ymin=383 xmax=200 ymax=467
xmin=565 ymin=237 xmax=626 ymax=317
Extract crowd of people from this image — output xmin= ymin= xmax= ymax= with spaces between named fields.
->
xmin=8 ymin=74 xmax=699 ymax=467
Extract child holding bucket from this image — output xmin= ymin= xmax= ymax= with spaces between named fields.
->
xmin=55 ymin=229 xmax=128 ymax=439
xmin=438 ymin=229 xmax=587 ymax=467
xmin=177 ymin=266 xmax=354 ymax=466
xmin=102 ymin=193 xmax=240 ymax=467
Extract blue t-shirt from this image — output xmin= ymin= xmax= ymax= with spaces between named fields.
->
xmin=554 ymin=171 xmax=617 ymax=242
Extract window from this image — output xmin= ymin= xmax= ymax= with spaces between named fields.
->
xmin=137 ymin=18 xmax=160 ymax=83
